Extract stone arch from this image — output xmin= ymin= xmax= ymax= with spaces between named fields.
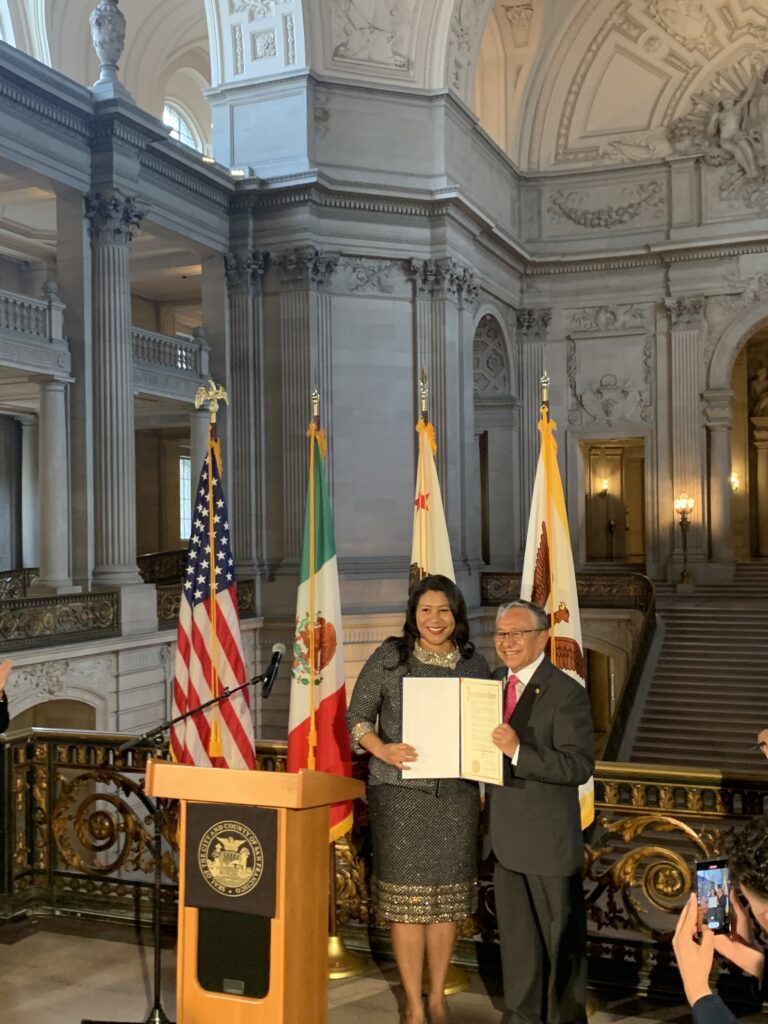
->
xmin=708 ymin=301 xmax=768 ymax=390
xmin=472 ymin=309 xmax=513 ymax=397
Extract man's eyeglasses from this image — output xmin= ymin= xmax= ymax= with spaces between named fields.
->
xmin=493 ymin=629 xmax=544 ymax=642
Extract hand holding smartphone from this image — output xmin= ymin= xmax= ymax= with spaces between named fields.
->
xmin=695 ymin=858 xmax=731 ymax=935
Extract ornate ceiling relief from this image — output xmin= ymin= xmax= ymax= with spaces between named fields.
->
xmin=445 ymin=0 xmax=496 ymax=96
xmin=327 ymin=0 xmax=418 ymax=72
xmin=516 ymin=0 xmax=768 ymax=171
xmin=669 ymin=54 xmax=768 ymax=209
xmin=503 ymin=2 xmax=534 ymax=47
xmin=220 ymin=0 xmax=299 ymax=79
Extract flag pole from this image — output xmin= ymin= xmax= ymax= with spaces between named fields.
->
xmin=307 ymin=388 xmax=320 ymax=770
xmin=539 ymin=371 xmax=558 ymax=662
xmin=417 ymin=368 xmax=431 ymax=577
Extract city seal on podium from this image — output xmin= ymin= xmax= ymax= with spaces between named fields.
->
xmin=198 ymin=820 xmax=264 ymax=897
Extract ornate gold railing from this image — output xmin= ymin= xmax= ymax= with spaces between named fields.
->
xmin=137 ymin=550 xmax=188 ymax=584
xmin=0 ymin=567 xmax=38 ymax=601
xmin=2 ymin=730 xmax=763 ymax=996
xmin=155 ymin=578 xmax=256 ymax=626
xmin=0 ymin=592 xmax=120 ymax=653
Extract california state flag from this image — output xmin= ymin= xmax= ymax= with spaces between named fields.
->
xmin=521 ymin=403 xmax=595 ymax=829
xmin=287 ymin=420 xmax=353 ymax=840
xmin=409 ymin=415 xmax=455 ymax=588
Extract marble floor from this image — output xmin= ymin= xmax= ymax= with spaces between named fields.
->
xmin=0 ymin=918 xmax=759 ymax=1024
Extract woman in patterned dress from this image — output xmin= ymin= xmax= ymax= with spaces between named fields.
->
xmin=347 ymin=575 xmax=489 ymax=1024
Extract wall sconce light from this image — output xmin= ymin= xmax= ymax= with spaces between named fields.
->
xmin=729 ymin=471 xmax=740 ymax=493
xmin=674 ymin=493 xmax=695 ymax=584
xmin=599 ymin=478 xmax=609 ymax=497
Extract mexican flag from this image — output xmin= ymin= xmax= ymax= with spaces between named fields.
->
xmin=287 ymin=421 xmax=353 ymax=841
xmin=521 ymin=403 xmax=595 ymax=830
xmin=409 ymin=416 xmax=455 ymax=588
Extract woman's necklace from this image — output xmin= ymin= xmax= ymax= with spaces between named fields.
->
xmin=413 ymin=642 xmax=461 ymax=668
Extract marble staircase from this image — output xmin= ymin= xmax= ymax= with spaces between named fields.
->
xmin=628 ymin=563 xmax=768 ymax=772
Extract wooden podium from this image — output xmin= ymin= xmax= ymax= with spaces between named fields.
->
xmin=146 ymin=760 xmax=364 ymax=1024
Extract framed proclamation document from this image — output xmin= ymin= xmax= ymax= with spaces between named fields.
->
xmin=401 ymin=676 xmax=503 ymax=785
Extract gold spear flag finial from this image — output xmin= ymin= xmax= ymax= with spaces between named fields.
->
xmin=312 ymin=385 xmax=320 ymax=424
xmin=195 ymin=379 xmax=228 ymax=424
xmin=419 ymin=367 xmax=429 ymax=422
xmin=541 ymin=370 xmax=550 ymax=406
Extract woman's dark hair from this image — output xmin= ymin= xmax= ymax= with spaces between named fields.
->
xmin=387 ymin=574 xmax=474 ymax=666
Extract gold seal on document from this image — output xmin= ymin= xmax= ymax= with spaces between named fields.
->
xmin=198 ymin=820 xmax=264 ymax=897
xmin=471 ymin=759 xmax=480 ymax=773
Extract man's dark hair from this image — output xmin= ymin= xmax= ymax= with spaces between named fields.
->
xmin=727 ymin=816 xmax=768 ymax=901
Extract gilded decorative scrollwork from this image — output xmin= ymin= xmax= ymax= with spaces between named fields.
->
xmin=335 ymin=828 xmax=370 ymax=926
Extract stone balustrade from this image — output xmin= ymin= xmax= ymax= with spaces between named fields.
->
xmin=132 ymin=326 xmax=210 ymax=378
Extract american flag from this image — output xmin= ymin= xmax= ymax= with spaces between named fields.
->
xmin=170 ymin=436 xmax=256 ymax=769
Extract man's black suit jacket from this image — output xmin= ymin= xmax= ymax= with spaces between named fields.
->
xmin=0 ymin=694 xmax=8 ymax=732
xmin=488 ymin=658 xmax=594 ymax=878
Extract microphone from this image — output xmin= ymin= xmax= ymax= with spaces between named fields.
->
xmin=261 ymin=642 xmax=286 ymax=699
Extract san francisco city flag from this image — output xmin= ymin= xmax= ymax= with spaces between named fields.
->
xmin=287 ymin=419 xmax=353 ymax=840
xmin=521 ymin=402 xmax=595 ymax=829
xmin=409 ymin=412 xmax=454 ymax=588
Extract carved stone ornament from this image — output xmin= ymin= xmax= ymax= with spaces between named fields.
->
xmin=515 ymin=308 xmax=551 ymax=339
xmin=667 ymin=58 xmax=768 ymax=208
xmin=548 ymin=182 xmax=664 ymax=229
xmin=503 ymin=3 xmax=533 ymax=47
xmin=567 ymin=335 xmax=654 ymax=428
xmin=89 ymin=0 xmax=130 ymax=97
xmin=224 ymin=250 xmax=270 ymax=288
xmin=473 ymin=315 xmax=509 ymax=395
xmin=645 ymin=0 xmax=720 ymax=59
xmin=341 ymin=257 xmax=395 ymax=294
xmin=230 ymin=0 xmax=277 ymax=20
xmin=445 ymin=0 xmax=493 ymax=94
xmin=329 ymin=0 xmax=414 ymax=70
xmin=665 ymin=295 xmax=706 ymax=326
xmin=568 ymin=304 xmax=648 ymax=333
xmin=85 ymin=192 xmax=146 ymax=244
xmin=276 ymin=248 xmax=339 ymax=287
xmin=409 ymin=257 xmax=478 ymax=304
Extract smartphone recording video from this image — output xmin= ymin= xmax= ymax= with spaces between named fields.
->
xmin=695 ymin=858 xmax=731 ymax=934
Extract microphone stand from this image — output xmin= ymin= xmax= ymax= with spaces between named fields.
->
xmin=85 ymin=670 xmax=272 ymax=1024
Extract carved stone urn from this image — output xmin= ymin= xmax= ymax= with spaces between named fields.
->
xmin=89 ymin=0 xmax=131 ymax=99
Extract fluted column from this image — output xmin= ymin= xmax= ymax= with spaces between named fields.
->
xmin=409 ymin=258 xmax=477 ymax=565
xmin=86 ymin=191 xmax=156 ymax=632
xmin=33 ymin=380 xmax=75 ymax=592
xmin=703 ymin=389 xmax=735 ymax=571
xmin=666 ymin=297 xmax=707 ymax=580
xmin=19 ymin=415 xmax=38 ymax=568
xmin=87 ymin=192 xmax=142 ymax=585
xmin=517 ymin=310 xmax=551 ymax=562
xmin=226 ymin=250 xmax=268 ymax=578
xmin=277 ymin=248 xmax=338 ymax=562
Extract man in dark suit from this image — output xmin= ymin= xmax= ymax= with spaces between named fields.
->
xmin=488 ymin=599 xmax=594 ymax=1024
xmin=673 ymin=816 xmax=768 ymax=1024
xmin=0 ymin=659 xmax=10 ymax=732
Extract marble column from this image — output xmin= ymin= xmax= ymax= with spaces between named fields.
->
xmin=666 ymin=296 xmax=707 ymax=580
xmin=86 ymin=191 xmax=156 ymax=632
xmin=226 ymin=250 xmax=268 ymax=580
xmin=752 ymin=417 xmax=768 ymax=557
xmin=409 ymin=258 xmax=475 ymax=566
xmin=32 ymin=379 xmax=76 ymax=592
xmin=703 ymin=389 xmax=735 ymax=575
xmin=517 ymin=310 xmax=550 ymax=562
xmin=19 ymin=415 xmax=38 ymax=568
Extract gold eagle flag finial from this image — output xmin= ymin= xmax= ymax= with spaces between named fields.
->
xmin=195 ymin=379 xmax=228 ymax=424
